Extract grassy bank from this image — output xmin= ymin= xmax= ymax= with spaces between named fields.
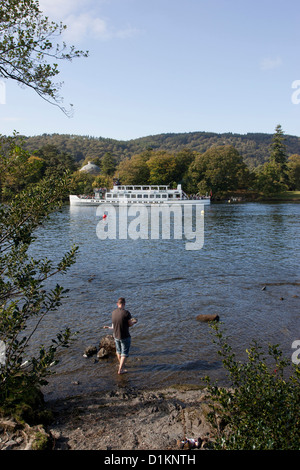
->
xmin=218 ymin=190 xmax=300 ymax=202
xmin=262 ymin=190 xmax=300 ymax=202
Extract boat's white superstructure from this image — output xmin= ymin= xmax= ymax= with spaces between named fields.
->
xmin=69 ymin=184 xmax=210 ymax=206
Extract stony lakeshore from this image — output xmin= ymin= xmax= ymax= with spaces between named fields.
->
xmin=0 ymin=334 xmax=217 ymax=451
xmin=0 ymin=384 xmax=216 ymax=451
xmin=47 ymin=385 xmax=215 ymax=451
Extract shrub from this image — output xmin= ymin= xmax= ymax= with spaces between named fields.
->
xmin=204 ymin=323 xmax=300 ymax=450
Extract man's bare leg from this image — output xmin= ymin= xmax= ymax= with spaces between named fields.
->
xmin=118 ymin=355 xmax=127 ymax=374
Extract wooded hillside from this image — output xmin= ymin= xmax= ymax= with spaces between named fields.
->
xmin=21 ymin=131 xmax=300 ymax=169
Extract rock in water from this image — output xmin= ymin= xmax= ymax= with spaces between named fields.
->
xmin=196 ymin=314 xmax=219 ymax=322
xmin=97 ymin=347 xmax=108 ymax=358
xmin=97 ymin=335 xmax=116 ymax=359
xmin=83 ymin=345 xmax=98 ymax=357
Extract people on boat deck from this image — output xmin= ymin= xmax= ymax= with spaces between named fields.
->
xmin=103 ymin=297 xmax=137 ymax=374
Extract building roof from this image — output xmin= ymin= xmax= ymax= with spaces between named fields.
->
xmin=79 ymin=161 xmax=100 ymax=175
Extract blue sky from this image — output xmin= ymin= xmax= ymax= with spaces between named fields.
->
xmin=1 ymin=0 xmax=300 ymax=140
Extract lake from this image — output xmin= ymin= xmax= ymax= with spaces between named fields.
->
xmin=29 ymin=202 xmax=300 ymax=400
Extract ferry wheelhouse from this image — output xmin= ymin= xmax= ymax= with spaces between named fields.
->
xmin=69 ymin=184 xmax=210 ymax=206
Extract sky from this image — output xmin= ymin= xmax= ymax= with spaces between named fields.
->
xmin=1 ymin=0 xmax=300 ymax=140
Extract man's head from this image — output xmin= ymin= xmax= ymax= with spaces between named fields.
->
xmin=117 ymin=297 xmax=125 ymax=308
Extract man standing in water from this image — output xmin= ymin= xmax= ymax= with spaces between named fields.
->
xmin=104 ymin=298 xmax=137 ymax=374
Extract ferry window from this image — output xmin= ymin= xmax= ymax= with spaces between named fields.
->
xmin=131 ymin=194 xmax=136 ymax=198
xmin=156 ymin=194 xmax=161 ymax=198
xmin=113 ymin=194 xmax=118 ymax=198
xmin=150 ymin=194 xmax=155 ymax=198
xmin=162 ymin=194 xmax=167 ymax=198
xmin=142 ymin=186 xmax=149 ymax=190
xmin=125 ymin=194 xmax=130 ymax=198
xmin=143 ymin=194 xmax=148 ymax=198
xmin=106 ymin=193 xmax=111 ymax=197
xmin=137 ymin=194 xmax=142 ymax=198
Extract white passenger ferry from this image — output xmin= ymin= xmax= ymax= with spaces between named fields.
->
xmin=69 ymin=184 xmax=210 ymax=206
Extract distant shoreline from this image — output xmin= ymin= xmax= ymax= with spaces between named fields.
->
xmin=212 ymin=190 xmax=300 ymax=203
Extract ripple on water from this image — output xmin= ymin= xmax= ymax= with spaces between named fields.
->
xmin=28 ymin=203 xmax=300 ymax=399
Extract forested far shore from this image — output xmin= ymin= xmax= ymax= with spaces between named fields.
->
xmin=1 ymin=125 xmax=300 ymax=200
xmin=16 ymin=129 xmax=300 ymax=169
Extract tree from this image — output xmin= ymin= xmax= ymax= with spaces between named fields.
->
xmin=0 ymin=1 xmax=87 ymax=419
xmin=174 ymin=148 xmax=197 ymax=188
xmin=34 ymin=144 xmax=77 ymax=176
xmin=189 ymin=146 xmax=250 ymax=196
xmin=92 ymin=174 xmax=114 ymax=191
xmin=100 ymin=152 xmax=116 ymax=176
xmin=146 ymin=151 xmax=178 ymax=185
xmin=287 ymin=154 xmax=300 ymax=190
xmin=268 ymin=124 xmax=289 ymax=185
xmin=269 ymin=125 xmax=288 ymax=168
xmin=0 ymin=134 xmax=45 ymax=200
xmin=255 ymin=125 xmax=289 ymax=195
xmin=0 ymin=0 xmax=88 ymax=114
xmin=0 ymin=137 xmax=78 ymax=419
xmin=255 ymin=161 xmax=287 ymax=195
xmin=69 ymin=170 xmax=95 ymax=195
xmin=116 ymin=154 xmax=150 ymax=185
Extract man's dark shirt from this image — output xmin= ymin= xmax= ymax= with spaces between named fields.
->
xmin=112 ymin=307 xmax=132 ymax=340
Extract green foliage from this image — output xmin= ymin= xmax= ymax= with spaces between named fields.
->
xmin=3 ymin=128 xmax=299 ymax=198
xmin=116 ymin=154 xmax=150 ymax=185
xmin=269 ymin=125 xmax=288 ymax=168
xmin=189 ymin=145 xmax=251 ymax=196
xmin=0 ymin=374 xmax=52 ymax=424
xmin=92 ymin=174 xmax=114 ymax=191
xmin=255 ymin=161 xmax=288 ymax=195
xmin=0 ymin=1 xmax=83 ymax=422
xmin=0 ymin=134 xmax=42 ymax=200
xmin=31 ymin=430 xmax=50 ymax=450
xmin=287 ymin=154 xmax=300 ymax=190
xmin=146 ymin=151 xmax=178 ymax=185
xmin=204 ymin=323 xmax=300 ymax=450
xmin=255 ymin=125 xmax=290 ymax=195
xmin=100 ymin=152 xmax=116 ymax=176
xmin=0 ymin=137 xmax=78 ymax=415
xmin=0 ymin=0 xmax=88 ymax=113
xmin=33 ymin=144 xmax=78 ymax=176
xmin=69 ymin=170 xmax=95 ymax=195
xmin=19 ymin=131 xmax=300 ymax=169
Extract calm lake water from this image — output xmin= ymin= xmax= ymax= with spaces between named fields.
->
xmin=29 ymin=202 xmax=300 ymax=400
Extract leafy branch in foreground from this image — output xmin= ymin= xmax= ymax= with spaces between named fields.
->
xmin=203 ymin=323 xmax=300 ymax=450
xmin=0 ymin=0 xmax=88 ymax=114
xmin=0 ymin=138 xmax=78 ymax=419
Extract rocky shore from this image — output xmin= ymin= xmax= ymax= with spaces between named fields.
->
xmin=48 ymin=385 xmax=215 ymax=451
xmin=0 ymin=384 xmax=216 ymax=451
xmin=0 ymin=334 xmax=218 ymax=451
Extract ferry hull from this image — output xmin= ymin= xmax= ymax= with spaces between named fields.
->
xmin=69 ymin=195 xmax=210 ymax=206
